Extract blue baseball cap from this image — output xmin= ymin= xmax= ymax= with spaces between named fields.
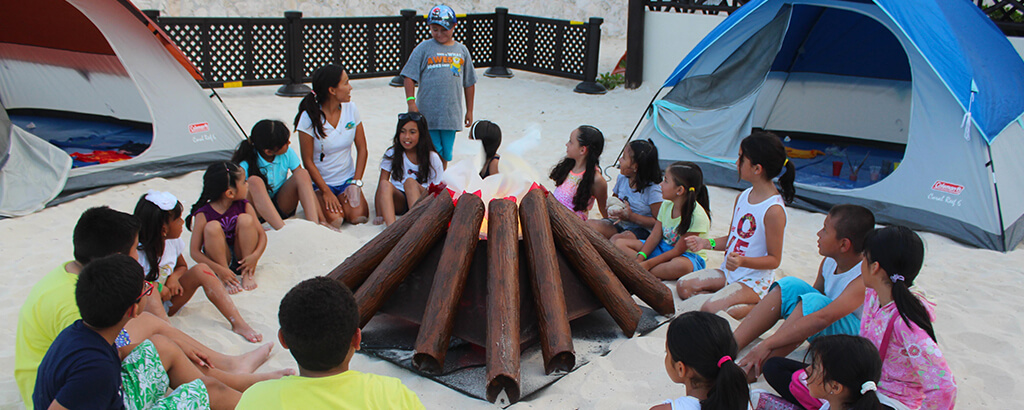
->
xmin=426 ymin=5 xmax=457 ymax=30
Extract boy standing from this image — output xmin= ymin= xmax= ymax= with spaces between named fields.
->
xmin=401 ymin=4 xmax=477 ymax=167
xmin=732 ymin=204 xmax=875 ymax=377
xmin=236 ymin=277 xmax=424 ymax=409
xmin=34 ymin=254 xmax=239 ymax=409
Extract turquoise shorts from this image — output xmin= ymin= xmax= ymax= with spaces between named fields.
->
xmin=430 ymin=129 xmax=457 ymax=161
xmin=772 ymin=276 xmax=861 ymax=340
xmin=641 ymin=239 xmax=706 ymax=271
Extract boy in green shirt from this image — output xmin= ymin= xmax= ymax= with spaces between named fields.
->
xmin=237 ymin=277 xmax=424 ymax=409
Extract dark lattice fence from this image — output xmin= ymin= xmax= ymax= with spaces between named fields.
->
xmin=159 ymin=17 xmax=289 ymax=87
xmin=146 ymin=8 xmax=606 ymax=94
xmin=644 ymin=0 xmax=747 ymax=15
xmin=978 ymin=0 xmax=1024 ymax=37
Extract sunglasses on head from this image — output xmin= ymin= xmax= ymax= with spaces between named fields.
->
xmin=398 ymin=112 xmax=424 ymax=121
xmin=135 ymin=281 xmax=155 ymax=304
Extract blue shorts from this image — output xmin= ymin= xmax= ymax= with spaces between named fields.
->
xmin=772 ymin=276 xmax=861 ymax=340
xmin=312 ymin=181 xmax=351 ymax=197
xmin=430 ymin=129 xmax=457 ymax=161
xmin=641 ymin=239 xmax=706 ymax=271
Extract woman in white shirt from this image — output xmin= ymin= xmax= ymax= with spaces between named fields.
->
xmin=295 ymin=64 xmax=370 ymax=229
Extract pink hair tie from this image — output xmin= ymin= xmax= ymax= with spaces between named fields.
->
xmin=717 ymin=356 xmax=732 ymax=368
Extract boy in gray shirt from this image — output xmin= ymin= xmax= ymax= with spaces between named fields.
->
xmin=401 ymin=4 xmax=477 ymax=167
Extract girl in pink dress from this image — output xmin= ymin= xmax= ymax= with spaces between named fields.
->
xmin=859 ymin=226 xmax=956 ymax=410
xmin=550 ymin=125 xmax=608 ymax=220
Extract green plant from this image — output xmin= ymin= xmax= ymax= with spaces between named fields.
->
xmin=598 ymin=72 xmax=625 ymax=90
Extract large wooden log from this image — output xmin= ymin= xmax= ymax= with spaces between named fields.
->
xmin=519 ymin=189 xmax=575 ymax=374
xmin=485 ymin=199 xmax=521 ymax=403
xmin=546 ymin=194 xmax=641 ymax=336
xmin=354 ymin=190 xmax=455 ymax=328
xmin=326 ymin=194 xmax=434 ymax=290
xmin=413 ymin=194 xmax=485 ymax=373
xmin=578 ymin=215 xmax=675 ymax=316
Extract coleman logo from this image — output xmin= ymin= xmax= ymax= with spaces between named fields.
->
xmin=931 ymin=181 xmax=964 ymax=195
xmin=189 ymin=122 xmax=210 ymax=134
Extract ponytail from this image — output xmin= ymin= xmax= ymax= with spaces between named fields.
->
xmin=706 ymin=358 xmax=749 ymax=410
xmin=739 ymin=131 xmax=795 ymax=203
xmin=293 ymin=64 xmax=346 ymax=139
xmin=808 ymin=335 xmax=884 ymax=410
xmin=186 ymin=162 xmax=242 ymax=230
xmin=665 ymin=162 xmax=711 ymax=238
xmin=863 ymin=226 xmax=935 ymax=341
xmin=665 ymin=312 xmax=748 ymax=410
xmin=233 ymin=120 xmax=291 ymax=190
xmin=550 ymin=125 xmax=605 ymax=212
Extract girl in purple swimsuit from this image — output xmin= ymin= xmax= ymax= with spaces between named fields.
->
xmin=186 ymin=161 xmax=268 ymax=293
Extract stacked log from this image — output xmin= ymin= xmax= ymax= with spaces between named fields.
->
xmin=519 ymin=189 xmax=575 ymax=374
xmin=327 ymin=194 xmax=434 ymax=290
xmin=413 ymin=194 xmax=485 ymax=374
xmin=353 ymin=190 xmax=455 ymax=328
xmin=545 ymin=194 xmax=641 ymax=336
xmin=485 ymin=198 xmax=521 ymax=403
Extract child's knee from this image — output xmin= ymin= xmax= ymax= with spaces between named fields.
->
xmin=203 ymin=220 xmax=226 ymax=238
xmin=403 ymin=178 xmax=420 ymax=191
xmin=676 ymin=278 xmax=695 ymax=299
xmin=236 ymin=213 xmax=258 ymax=229
xmin=292 ymin=167 xmax=311 ymax=183
xmin=247 ymin=176 xmax=267 ymax=191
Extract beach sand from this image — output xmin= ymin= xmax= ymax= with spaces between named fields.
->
xmin=2 ymin=38 xmax=1022 ymax=408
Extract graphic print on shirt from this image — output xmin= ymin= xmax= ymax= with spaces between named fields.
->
xmin=727 ymin=213 xmax=756 ymax=256
xmin=427 ymin=54 xmax=464 ymax=77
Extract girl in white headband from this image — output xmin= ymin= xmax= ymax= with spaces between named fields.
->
xmin=135 ymin=189 xmax=262 ymax=343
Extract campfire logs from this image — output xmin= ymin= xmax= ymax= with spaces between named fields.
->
xmin=327 ymin=187 xmax=673 ymax=404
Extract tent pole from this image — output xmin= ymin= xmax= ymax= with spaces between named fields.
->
xmin=604 ymin=87 xmax=663 ymax=179
xmin=986 ymin=144 xmax=1008 ymax=252
xmin=208 ymin=89 xmax=248 ymax=137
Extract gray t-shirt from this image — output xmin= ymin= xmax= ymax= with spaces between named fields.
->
xmin=400 ymin=39 xmax=477 ymax=131
xmin=613 ymin=174 xmax=662 ymax=230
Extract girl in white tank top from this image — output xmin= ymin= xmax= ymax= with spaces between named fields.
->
xmin=679 ymin=132 xmax=795 ymax=319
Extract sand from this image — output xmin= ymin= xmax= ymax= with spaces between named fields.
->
xmin=2 ymin=38 xmax=1022 ymax=408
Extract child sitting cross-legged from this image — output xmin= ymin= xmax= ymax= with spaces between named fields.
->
xmin=237 ymin=277 xmax=424 ymax=409
xmin=734 ymin=205 xmax=875 ymax=379
xmin=33 ymin=255 xmax=247 ymax=410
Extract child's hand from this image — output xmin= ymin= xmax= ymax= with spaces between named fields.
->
xmin=684 ymin=236 xmax=710 ymax=251
xmin=185 ymin=349 xmax=213 ymax=369
xmin=617 ymin=202 xmax=633 ymax=222
xmin=407 ymin=100 xmax=419 ymax=113
xmin=239 ymin=254 xmax=260 ymax=276
xmin=213 ymin=266 xmax=242 ymax=293
xmin=738 ymin=342 xmax=772 ymax=378
xmin=165 ymin=277 xmax=183 ymax=297
xmin=464 ymin=111 xmax=473 ymax=128
xmin=725 ymin=252 xmax=745 ymax=271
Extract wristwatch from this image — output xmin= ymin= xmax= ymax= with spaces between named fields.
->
xmin=349 ymin=179 xmax=363 ymax=188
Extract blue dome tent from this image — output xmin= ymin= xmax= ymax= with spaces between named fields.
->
xmin=638 ymin=0 xmax=1024 ymax=251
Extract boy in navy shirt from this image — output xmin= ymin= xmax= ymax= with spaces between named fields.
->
xmin=34 ymin=255 xmax=242 ymax=410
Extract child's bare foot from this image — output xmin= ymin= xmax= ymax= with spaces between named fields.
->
xmin=241 ymin=274 xmax=258 ymax=291
xmin=229 ymin=343 xmax=274 ymax=373
xmin=372 ymin=216 xmax=384 ymax=225
xmin=231 ymin=320 xmax=263 ymax=343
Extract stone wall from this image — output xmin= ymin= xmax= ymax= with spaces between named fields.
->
xmin=132 ymin=0 xmax=628 ymax=37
